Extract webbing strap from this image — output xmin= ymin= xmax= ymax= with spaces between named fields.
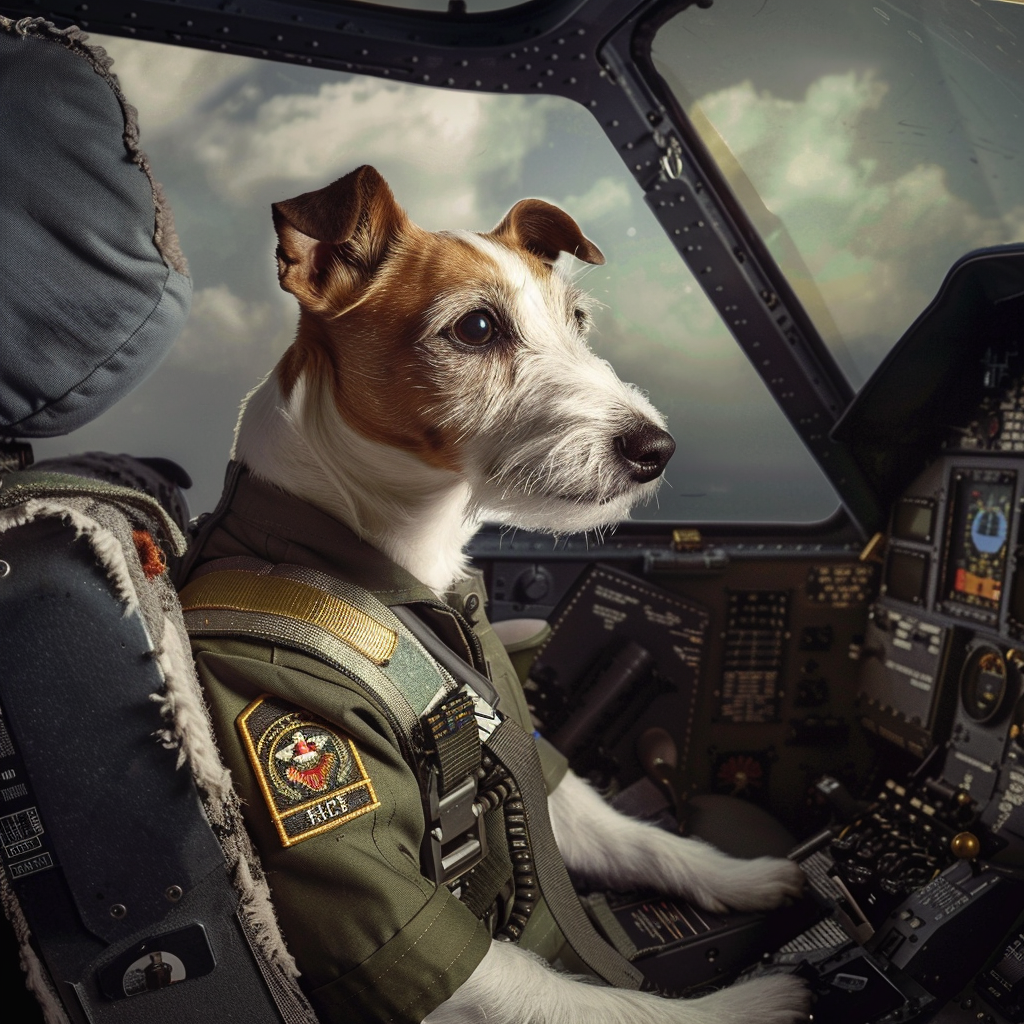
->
xmin=424 ymin=692 xmax=481 ymax=796
xmin=481 ymin=719 xmax=643 ymax=989
xmin=392 ymin=604 xmax=501 ymax=710
xmin=182 ymin=569 xmax=398 ymax=665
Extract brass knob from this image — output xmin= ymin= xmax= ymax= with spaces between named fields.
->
xmin=950 ymin=831 xmax=981 ymax=860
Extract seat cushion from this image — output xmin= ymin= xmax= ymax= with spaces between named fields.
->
xmin=0 ymin=17 xmax=191 ymax=438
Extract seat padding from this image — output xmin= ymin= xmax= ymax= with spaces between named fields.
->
xmin=0 ymin=18 xmax=191 ymax=438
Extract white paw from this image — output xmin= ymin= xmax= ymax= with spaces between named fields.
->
xmin=696 ymin=856 xmax=806 ymax=913
xmin=686 ymin=973 xmax=811 ymax=1023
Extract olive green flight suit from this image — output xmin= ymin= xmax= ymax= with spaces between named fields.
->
xmin=182 ymin=466 xmax=568 ymax=1024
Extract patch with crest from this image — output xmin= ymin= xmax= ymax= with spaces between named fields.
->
xmin=237 ymin=695 xmax=379 ymax=847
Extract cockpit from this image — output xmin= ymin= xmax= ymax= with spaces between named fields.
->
xmin=4 ymin=1 xmax=1024 ymax=1022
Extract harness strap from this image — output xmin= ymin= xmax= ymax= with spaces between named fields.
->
xmin=181 ymin=558 xmax=491 ymax=888
xmin=395 ymin=609 xmax=645 ymax=991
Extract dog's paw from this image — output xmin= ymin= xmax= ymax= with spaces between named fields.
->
xmin=683 ymin=973 xmax=811 ymax=1024
xmin=694 ymin=855 xmax=806 ymax=913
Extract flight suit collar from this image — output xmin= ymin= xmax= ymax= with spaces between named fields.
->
xmin=186 ymin=461 xmax=438 ymax=607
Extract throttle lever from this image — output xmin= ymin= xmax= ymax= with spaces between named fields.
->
xmin=637 ymin=727 xmax=688 ymax=833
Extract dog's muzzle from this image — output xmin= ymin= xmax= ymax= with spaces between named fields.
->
xmin=615 ymin=424 xmax=676 ymax=484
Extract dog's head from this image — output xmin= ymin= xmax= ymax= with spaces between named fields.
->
xmin=271 ymin=165 xmax=674 ymax=533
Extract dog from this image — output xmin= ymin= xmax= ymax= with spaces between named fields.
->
xmin=232 ymin=165 xmax=810 ymax=1024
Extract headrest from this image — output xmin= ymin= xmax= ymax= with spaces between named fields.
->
xmin=0 ymin=18 xmax=192 ymax=438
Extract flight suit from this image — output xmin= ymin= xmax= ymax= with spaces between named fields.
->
xmin=181 ymin=465 xmax=568 ymax=1024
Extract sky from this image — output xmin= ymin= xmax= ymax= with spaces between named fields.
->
xmin=34 ymin=25 xmax=839 ymax=522
xmin=37 ymin=1 xmax=1024 ymax=524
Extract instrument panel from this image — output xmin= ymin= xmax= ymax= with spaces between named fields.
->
xmin=867 ymin=447 xmax=1024 ymax=811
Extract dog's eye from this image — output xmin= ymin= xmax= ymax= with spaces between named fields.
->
xmin=453 ymin=311 xmax=495 ymax=346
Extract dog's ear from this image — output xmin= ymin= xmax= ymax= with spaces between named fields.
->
xmin=491 ymin=199 xmax=605 ymax=266
xmin=272 ymin=165 xmax=408 ymax=307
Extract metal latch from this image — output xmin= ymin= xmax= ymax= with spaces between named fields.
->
xmin=424 ymin=770 xmax=487 ymax=885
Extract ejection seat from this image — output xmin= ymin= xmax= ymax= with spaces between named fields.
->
xmin=0 ymin=19 xmax=318 ymax=1023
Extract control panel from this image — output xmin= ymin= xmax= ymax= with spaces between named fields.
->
xmin=761 ymin=378 xmax=1024 ymax=1022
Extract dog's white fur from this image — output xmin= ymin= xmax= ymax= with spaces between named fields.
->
xmin=237 ymin=369 xmax=477 ymax=592
xmin=235 ymin=167 xmax=809 ymax=1023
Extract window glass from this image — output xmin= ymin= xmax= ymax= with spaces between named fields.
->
xmin=654 ymin=0 xmax=1024 ymax=388
xmin=33 ymin=34 xmax=839 ymax=523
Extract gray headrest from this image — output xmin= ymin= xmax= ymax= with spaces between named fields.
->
xmin=0 ymin=18 xmax=192 ymax=438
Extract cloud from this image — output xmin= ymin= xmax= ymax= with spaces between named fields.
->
xmin=91 ymin=33 xmax=249 ymax=131
xmin=560 ymin=176 xmax=633 ymax=223
xmin=184 ymin=75 xmax=553 ymax=226
xmin=167 ymin=285 xmax=295 ymax=374
xmin=694 ymin=72 xmax=1024 ymax=377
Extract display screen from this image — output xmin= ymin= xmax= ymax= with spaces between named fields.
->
xmin=945 ymin=469 xmax=1016 ymax=613
xmin=893 ymin=499 xmax=935 ymax=543
xmin=885 ymin=550 xmax=929 ymax=604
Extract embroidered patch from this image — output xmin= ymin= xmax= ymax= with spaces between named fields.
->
xmin=237 ymin=696 xmax=379 ymax=847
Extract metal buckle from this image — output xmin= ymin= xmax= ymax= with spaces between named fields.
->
xmin=424 ymin=769 xmax=487 ymax=885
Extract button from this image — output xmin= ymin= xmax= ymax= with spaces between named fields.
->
xmin=899 ymin=909 xmax=913 ymax=920
xmin=909 ymin=917 xmax=923 ymax=929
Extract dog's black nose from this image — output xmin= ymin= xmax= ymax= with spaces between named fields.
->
xmin=615 ymin=424 xmax=676 ymax=483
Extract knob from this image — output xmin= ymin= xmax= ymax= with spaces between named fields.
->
xmin=638 ymin=727 xmax=678 ymax=772
xmin=514 ymin=565 xmax=552 ymax=604
xmin=950 ymin=831 xmax=981 ymax=860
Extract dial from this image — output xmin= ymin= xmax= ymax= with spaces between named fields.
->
xmin=961 ymin=645 xmax=1010 ymax=723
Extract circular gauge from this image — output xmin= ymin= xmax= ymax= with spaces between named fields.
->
xmin=960 ymin=645 xmax=1010 ymax=723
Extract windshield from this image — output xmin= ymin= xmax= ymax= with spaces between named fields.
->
xmin=33 ymin=32 xmax=839 ymax=523
xmin=654 ymin=0 xmax=1024 ymax=388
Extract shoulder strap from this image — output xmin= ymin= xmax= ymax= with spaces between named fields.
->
xmin=180 ymin=556 xmax=457 ymax=747
xmin=180 ymin=557 xmax=494 ymax=888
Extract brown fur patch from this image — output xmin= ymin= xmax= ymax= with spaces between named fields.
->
xmin=490 ymin=198 xmax=604 ymax=266
xmin=287 ymin=228 xmax=512 ymax=472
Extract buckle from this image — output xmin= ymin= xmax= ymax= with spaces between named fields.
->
xmin=424 ymin=769 xmax=488 ymax=885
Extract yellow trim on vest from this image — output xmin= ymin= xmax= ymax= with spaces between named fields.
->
xmin=180 ymin=570 xmax=398 ymax=665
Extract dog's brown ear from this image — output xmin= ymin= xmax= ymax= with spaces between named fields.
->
xmin=272 ymin=165 xmax=408 ymax=307
xmin=491 ymin=199 xmax=605 ymax=266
